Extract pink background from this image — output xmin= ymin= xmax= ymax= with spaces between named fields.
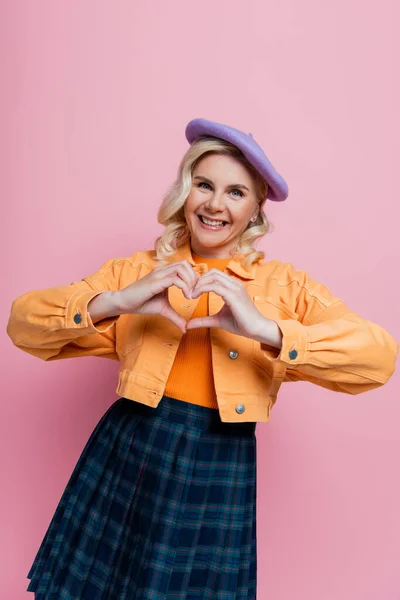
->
xmin=1 ymin=2 xmax=399 ymax=598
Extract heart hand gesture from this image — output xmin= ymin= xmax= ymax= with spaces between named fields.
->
xmin=186 ymin=268 xmax=265 ymax=340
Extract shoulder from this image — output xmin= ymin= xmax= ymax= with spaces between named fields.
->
xmin=256 ymin=257 xmax=310 ymax=287
xmin=82 ymin=249 xmax=157 ymax=288
xmin=113 ymin=249 xmax=160 ymax=279
xmin=255 ymin=258 xmax=343 ymax=310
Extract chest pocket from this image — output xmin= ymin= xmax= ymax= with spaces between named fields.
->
xmin=116 ymin=314 xmax=146 ymax=357
xmin=252 ymin=296 xmax=298 ymax=390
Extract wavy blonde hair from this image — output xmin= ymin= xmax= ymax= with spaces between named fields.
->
xmin=155 ymin=137 xmax=272 ymax=270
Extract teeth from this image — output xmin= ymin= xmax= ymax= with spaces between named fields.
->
xmin=201 ymin=216 xmax=226 ymax=226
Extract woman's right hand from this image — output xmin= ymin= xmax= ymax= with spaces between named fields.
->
xmin=116 ymin=260 xmax=199 ymax=333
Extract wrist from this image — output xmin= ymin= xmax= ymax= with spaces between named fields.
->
xmin=108 ymin=290 xmax=126 ymax=316
xmin=88 ymin=291 xmax=123 ymax=323
xmin=252 ymin=317 xmax=283 ymax=350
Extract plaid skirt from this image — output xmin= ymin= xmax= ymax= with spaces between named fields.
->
xmin=27 ymin=395 xmax=257 ymax=599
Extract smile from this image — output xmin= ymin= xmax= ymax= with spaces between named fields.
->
xmin=198 ymin=215 xmax=229 ymax=228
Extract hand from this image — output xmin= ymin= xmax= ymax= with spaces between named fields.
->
xmin=117 ymin=260 xmax=199 ymax=334
xmin=186 ymin=268 xmax=266 ymax=339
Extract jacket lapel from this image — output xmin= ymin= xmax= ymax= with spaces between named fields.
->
xmin=172 ymin=239 xmax=258 ymax=280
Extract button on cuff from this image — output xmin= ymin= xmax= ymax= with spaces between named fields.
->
xmin=269 ymin=319 xmax=307 ymax=365
xmin=66 ymin=290 xmax=118 ymax=332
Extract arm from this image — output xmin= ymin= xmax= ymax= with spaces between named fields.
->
xmin=6 ymin=257 xmax=139 ymax=361
xmin=253 ymin=272 xmax=398 ymax=395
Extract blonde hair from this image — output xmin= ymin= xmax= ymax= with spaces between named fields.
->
xmin=155 ymin=137 xmax=272 ymax=270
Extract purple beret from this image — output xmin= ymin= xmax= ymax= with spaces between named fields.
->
xmin=185 ymin=118 xmax=288 ymax=202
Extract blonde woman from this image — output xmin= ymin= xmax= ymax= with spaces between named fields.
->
xmin=7 ymin=118 xmax=398 ymax=599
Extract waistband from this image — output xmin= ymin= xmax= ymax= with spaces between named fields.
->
xmin=119 ymin=395 xmax=256 ymax=436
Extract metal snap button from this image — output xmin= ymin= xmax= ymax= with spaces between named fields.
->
xmin=235 ymin=403 xmax=245 ymax=414
xmin=289 ymin=349 xmax=298 ymax=360
xmin=73 ymin=313 xmax=82 ymax=324
xmin=229 ymin=349 xmax=239 ymax=360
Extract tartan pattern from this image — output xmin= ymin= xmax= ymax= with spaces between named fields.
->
xmin=27 ymin=396 xmax=257 ymax=599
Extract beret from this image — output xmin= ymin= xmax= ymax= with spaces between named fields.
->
xmin=185 ymin=118 xmax=288 ymax=202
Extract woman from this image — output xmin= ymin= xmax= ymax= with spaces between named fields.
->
xmin=7 ymin=118 xmax=398 ymax=599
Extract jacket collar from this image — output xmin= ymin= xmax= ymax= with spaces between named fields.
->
xmin=173 ymin=239 xmax=257 ymax=280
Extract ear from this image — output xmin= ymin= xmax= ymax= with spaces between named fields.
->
xmin=250 ymin=209 xmax=259 ymax=223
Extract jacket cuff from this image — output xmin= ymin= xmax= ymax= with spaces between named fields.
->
xmin=65 ymin=290 xmax=119 ymax=333
xmin=261 ymin=319 xmax=308 ymax=365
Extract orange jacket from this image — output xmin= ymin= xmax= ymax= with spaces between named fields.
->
xmin=7 ymin=241 xmax=398 ymax=422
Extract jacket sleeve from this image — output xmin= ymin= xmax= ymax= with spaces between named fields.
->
xmin=6 ymin=257 xmax=141 ymax=362
xmin=261 ymin=268 xmax=398 ymax=394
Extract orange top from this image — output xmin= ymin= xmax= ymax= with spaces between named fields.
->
xmin=164 ymin=253 xmax=231 ymax=409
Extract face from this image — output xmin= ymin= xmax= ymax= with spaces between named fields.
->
xmin=184 ymin=153 xmax=260 ymax=259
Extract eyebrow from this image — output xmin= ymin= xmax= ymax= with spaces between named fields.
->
xmin=193 ymin=175 xmax=249 ymax=192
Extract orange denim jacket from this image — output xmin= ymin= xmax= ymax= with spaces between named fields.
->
xmin=7 ymin=241 xmax=398 ymax=422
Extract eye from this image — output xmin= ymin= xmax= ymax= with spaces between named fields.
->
xmin=198 ymin=182 xmax=212 ymax=190
xmin=230 ymin=188 xmax=244 ymax=198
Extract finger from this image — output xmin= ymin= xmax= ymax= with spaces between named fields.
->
xmin=191 ymin=281 xmax=233 ymax=302
xmin=192 ymin=270 xmax=237 ymax=295
xmin=159 ymin=304 xmax=187 ymax=334
xmin=179 ymin=260 xmax=199 ymax=290
xmin=167 ymin=260 xmax=200 ymax=293
xmin=156 ymin=266 xmax=192 ymax=298
xmin=170 ymin=275 xmax=192 ymax=299
xmin=169 ymin=262 xmax=198 ymax=296
xmin=186 ymin=315 xmax=220 ymax=330
xmin=196 ymin=268 xmax=237 ymax=284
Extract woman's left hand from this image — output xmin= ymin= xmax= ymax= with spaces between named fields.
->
xmin=186 ymin=268 xmax=265 ymax=339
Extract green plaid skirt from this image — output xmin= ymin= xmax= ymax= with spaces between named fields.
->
xmin=27 ymin=395 xmax=257 ymax=599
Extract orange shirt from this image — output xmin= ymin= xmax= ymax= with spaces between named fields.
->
xmin=164 ymin=253 xmax=231 ymax=409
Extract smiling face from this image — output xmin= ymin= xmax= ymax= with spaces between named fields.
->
xmin=183 ymin=153 xmax=260 ymax=259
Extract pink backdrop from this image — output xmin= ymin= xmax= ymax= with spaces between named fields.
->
xmin=1 ymin=2 xmax=399 ymax=598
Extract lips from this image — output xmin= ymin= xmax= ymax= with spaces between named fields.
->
xmin=198 ymin=215 xmax=229 ymax=226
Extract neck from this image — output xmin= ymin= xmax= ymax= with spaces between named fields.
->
xmin=190 ymin=244 xmax=236 ymax=260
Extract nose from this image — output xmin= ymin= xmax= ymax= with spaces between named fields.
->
xmin=205 ymin=190 xmax=226 ymax=212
